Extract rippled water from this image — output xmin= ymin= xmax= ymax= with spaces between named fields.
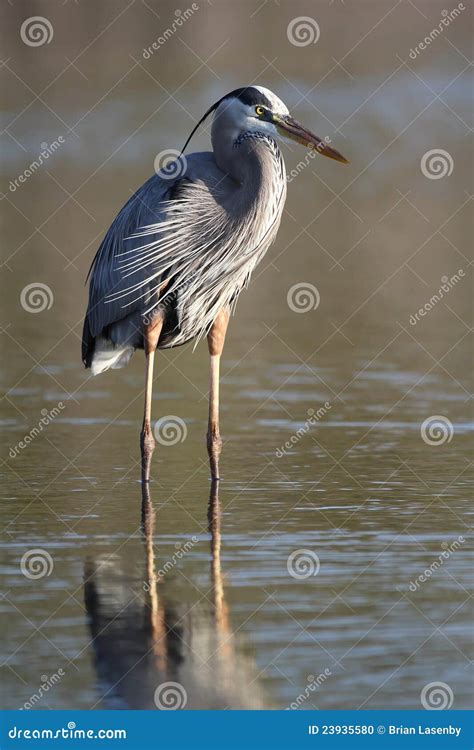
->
xmin=1 ymin=0 xmax=472 ymax=711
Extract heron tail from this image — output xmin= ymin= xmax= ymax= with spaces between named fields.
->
xmin=89 ymin=336 xmax=135 ymax=376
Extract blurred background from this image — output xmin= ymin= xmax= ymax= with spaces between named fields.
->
xmin=1 ymin=0 xmax=472 ymax=711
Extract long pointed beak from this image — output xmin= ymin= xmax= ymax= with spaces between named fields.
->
xmin=275 ymin=114 xmax=349 ymax=164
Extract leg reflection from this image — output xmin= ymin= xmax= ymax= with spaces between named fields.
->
xmin=84 ymin=481 xmax=269 ymax=708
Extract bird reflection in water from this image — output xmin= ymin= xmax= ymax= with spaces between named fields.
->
xmin=83 ymin=481 xmax=268 ymax=709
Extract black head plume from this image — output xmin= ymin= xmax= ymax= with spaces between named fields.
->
xmin=180 ymin=87 xmax=271 ymax=155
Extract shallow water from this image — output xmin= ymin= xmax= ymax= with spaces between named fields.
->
xmin=1 ymin=0 xmax=472 ymax=711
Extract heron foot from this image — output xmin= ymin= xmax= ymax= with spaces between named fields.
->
xmin=207 ymin=429 xmax=222 ymax=481
xmin=140 ymin=423 xmax=155 ymax=483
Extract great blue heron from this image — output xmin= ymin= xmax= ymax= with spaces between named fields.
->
xmin=82 ymin=86 xmax=348 ymax=482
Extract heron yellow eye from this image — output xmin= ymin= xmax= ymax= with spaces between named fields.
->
xmin=255 ymin=106 xmax=265 ymax=117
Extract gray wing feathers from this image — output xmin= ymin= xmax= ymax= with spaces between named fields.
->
xmin=82 ymin=172 xmax=178 ymax=365
xmin=85 ymin=176 xmax=173 ymax=336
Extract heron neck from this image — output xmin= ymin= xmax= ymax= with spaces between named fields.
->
xmin=224 ymin=134 xmax=286 ymax=216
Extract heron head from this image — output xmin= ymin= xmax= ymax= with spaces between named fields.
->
xmin=182 ymin=85 xmax=349 ymax=165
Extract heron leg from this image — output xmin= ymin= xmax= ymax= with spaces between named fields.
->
xmin=140 ymin=312 xmax=164 ymax=483
xmin=207 ymin=308 xmax=230 ymax=481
